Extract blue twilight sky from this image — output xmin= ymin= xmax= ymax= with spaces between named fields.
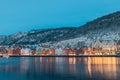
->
xmin=0 ymin=0 xmax=120 ymax=35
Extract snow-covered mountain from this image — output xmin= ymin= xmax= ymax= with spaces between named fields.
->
xmin=0 ymin=27 xmax=78 ymax=45
xmin=0 ymin=11 xmax=120 ymax=46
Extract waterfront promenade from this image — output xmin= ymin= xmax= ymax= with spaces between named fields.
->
xmin=0 ymin=54 xmax=120 ymax=57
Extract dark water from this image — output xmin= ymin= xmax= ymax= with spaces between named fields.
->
xmin=0 ymin=57 xmax=120 ymax=80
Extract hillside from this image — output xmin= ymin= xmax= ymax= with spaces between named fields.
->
xmin=0 ymin=27 xmax=78 ymax=45
xmin=0 ymin=11 xmax=120 ymax=46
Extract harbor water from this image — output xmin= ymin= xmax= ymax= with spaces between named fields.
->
xmin=0 ymin=57 xmax=120 ymax=80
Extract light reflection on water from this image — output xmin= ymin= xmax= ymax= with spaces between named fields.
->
xmin=0 ymin=57 xmax=120 ymax=80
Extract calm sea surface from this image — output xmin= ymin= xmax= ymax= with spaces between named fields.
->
xmin=0 ymin=57 xmax=120 ymax=80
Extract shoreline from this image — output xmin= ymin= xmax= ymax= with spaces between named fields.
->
xmin=1 ymin=55 xmax=120 ymax=57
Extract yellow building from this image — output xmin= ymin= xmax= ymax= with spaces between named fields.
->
xmin=117 ymin=40 xmax=120 ymax=53
xmin=91 ymin=40 xmax=117 ymax=55
xmin=91 ymin=40 xmax=102 ymax=55
xmin=101 ymin=40 xmax=117 ymax=55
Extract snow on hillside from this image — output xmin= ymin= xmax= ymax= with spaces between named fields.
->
xmin=0 ymin=11 xmax=120 ymax=47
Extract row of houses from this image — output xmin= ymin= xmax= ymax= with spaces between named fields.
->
xmin=83 ymin=40 xmax=120 ymax=55
xmin=0 ymin=40 xmax=120 ymax=55
xmin=39 ymin=39 xmax=120 ymax=55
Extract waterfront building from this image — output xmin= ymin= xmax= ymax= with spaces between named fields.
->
xmin=0 ymin=47 xmax=2 ymax=55
xmin=21 ymin=47 xmax=30 ymax=55
xmin=68 ymin=48 xmax=75 ymax=55
xmin=101 ymin=40 xmax=117 ymax=55
xmin=82 ymin=47 xmax=93 ymax=55
xmin=86 ymin=47 xmax=92 ymax=55
xmin=76 ymin=48 xmax=84 ymax=55
xmin=42 ymin=48 xmax=47 ymax=55
xmin=91 ymin=40 xmax=117 ymax=55
xmin=2 ymin=47 xmax=7 ymax=54
xmin=91 ymin=40 xmax=102 ymax=54
xmin=48 ymin=47 xmax=55 ymax=55
xmin=31 ymin=48 xmax=36 ymax=55
xmin=62 ymin=47 xmax=68 ymax=55
xmin=36 ymin=47 xmax=43 ymax=55
xmin=0 ymin=47 xmax=6 ymax=55
xmin=7 ymin=47 xmax=13 ymax=55
xmin=45 ymin=47 xmax=50 ymax=55
xmin=117 ymin=40 xmax=120 ymax=53
xmin=55 ymin=47 xmax=62 ymax=55
xmin=15 ymin=47 xmax=21 ymax=55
